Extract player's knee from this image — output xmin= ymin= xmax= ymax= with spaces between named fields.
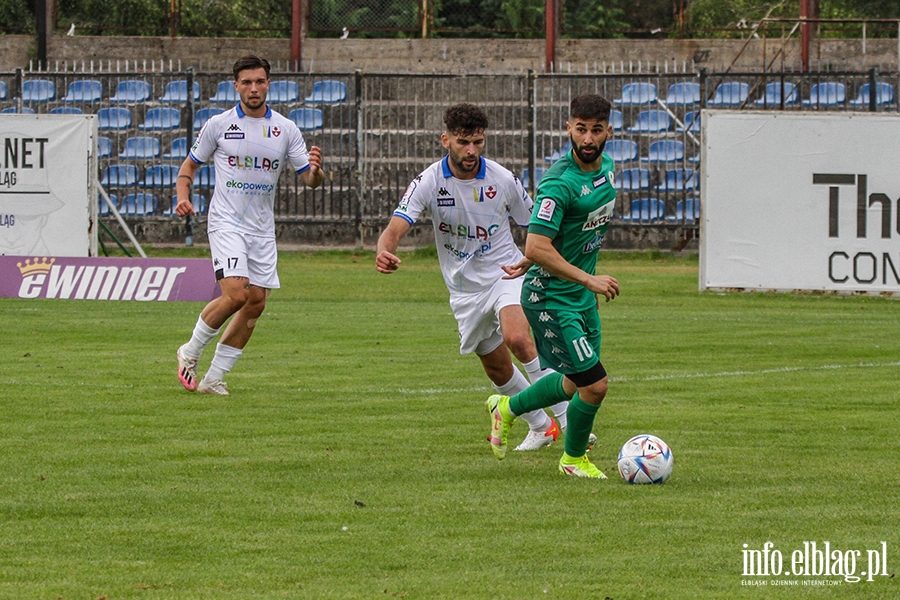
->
xmin=503 ymin=331 xmax=534 ymax=359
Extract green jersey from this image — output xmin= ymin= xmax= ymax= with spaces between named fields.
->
xmin=522 ymin=149 xmax=616 ymax=311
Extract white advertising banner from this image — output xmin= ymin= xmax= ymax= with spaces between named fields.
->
xmin=0 ymin=115 xmax=96 ymax=257
xmin=700 ymin=111 xmax=900 ymax=294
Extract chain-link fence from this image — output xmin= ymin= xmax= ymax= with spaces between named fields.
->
xmin=2 ymin=65 xmax=897 ymax=247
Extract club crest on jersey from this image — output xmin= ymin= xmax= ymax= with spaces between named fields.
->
xmin=485 ymin=185 xmax=497 ymax=199
xmin=262 ymin=126 xmax=281 ymax=138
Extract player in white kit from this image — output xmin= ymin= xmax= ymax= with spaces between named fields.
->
xmin=174 ymin=55 xmax=324 ymax=395
xmin=376 ymin=104 xmax=569 ymax=450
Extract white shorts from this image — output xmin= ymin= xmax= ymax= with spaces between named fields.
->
xmin=449 ymin=276 xmax=523 ymax=356
xmin=208 ymin=229 xmax=280 ymax=289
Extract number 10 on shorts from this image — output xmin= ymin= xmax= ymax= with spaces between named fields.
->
xmin=572 ymin=336 xmax=594 ymax=362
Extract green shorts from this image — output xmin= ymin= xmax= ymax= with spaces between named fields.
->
xmin=523 ymin=305 xmax=601 ymax=375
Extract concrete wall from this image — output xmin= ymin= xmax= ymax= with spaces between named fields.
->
xmin=2 ymin=34 xmax=897 ymax=73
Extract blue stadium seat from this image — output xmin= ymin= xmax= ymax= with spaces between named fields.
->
xmin=605 ymin=139 xmax=639 ymax=163
xmin=62 ymin=79 xmax=103 ymax=103
xmin=268 ymin=80 xmax=300 ymax=103
xmin=50 ymin=106 xmax=83 ymax=115
xmin=668 ymin=198 xmax=700 ymax=223
xmin=545 ymin=140 xmax=572 ymax=163
xmin=305 ymin=80 xmax=347 ymax=103
xmin=641 ymin=140 xmax=685 ymax=163
xmin=22 ymin=79 xmax=55 ymax=102
xmin=288 ymin=107 xmax=324 ymax=130
xmin=209 ymin=80 xmax=239 ymax=103
xmin=754 ymin=82 xmax=799 ymax=107
xmin=119 ymin=136 xmax=161 ymax=159
xmin=101 ymin=164 xmax=139 ymax=188
xmin=159 ymin=80 xmax=201 ymax=103
xmin=849 ymin=82 xmax=895 ymax=107
xmin=609 ymin=109 xmax=624 ymax=132
xmin=615 ymin=168 xmax=650 ymax=191
xmin=619 ymin=198 xmax=665 ymax=223
xmin=98 ymin=193 xmax=117 ymax=216
xmin=1 ymin=106 xmax=36 ymax=114
xmin=655 ymin=168 xmax=699 ymax=192
xmin=628 ymin=110 xmax=671 ymax=134
xmin=138 ymin=107 xmax=181 ymax=131
xmin=97 ymin=137 xmax=114 ymax=159
xmin=120 ymin=193 xmax=158 ymax=216
xmin=708 ymin=81 xmax=750 ymax=107
xmin=676 ymin=111 xmax=700 ymax=134
xmin=194 ymin=107 xmax=225 ymax=131
xmin=109 ymin=80 xmax=152 ymax=103
xmin=802 ymin=82 xmax=846 ymax=107
xmin=140 ymin=164 xmax=179 ymax=188
xmin=194 ymin=164 xmax=216 ymax=188
xmin=97 ymin=107 xmax=133 ymax=130
xmin=665 ymin=82 xmax=700 ymax=106
xmin=163 ymin=137 xmax=189 ymax=160
xmin=0 ymin=81 xmax=6 ymax=100
xmin=614 ymin=82 xmax=657 ymax=106
xmin=521 ymin=167 xmax=545 ymax=189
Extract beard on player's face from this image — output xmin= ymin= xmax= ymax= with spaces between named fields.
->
xmin=570 ymin=135 xmax=606 ymax=165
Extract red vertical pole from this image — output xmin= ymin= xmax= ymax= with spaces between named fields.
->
xmin=800 ymin=0 xmax=810 ymax=71
xmin=291 ymin=0 xmax=303 ymax=68
xmin=545 ymin=0 xmax=557 ymax=73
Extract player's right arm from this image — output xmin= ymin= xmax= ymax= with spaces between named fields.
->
xmin=525 ymin=231 xmax=619 ymax=302
xmin=174 ymin=157 xmax=201 ymax=217
xmin=375 ymin=216 xmax=411 ymax=274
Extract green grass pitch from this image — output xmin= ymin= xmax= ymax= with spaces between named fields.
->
xmin=1 ymin=248 xmax=898 ymax=599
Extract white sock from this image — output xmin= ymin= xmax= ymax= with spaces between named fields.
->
xmin=205 ymin=343 xmax=242 ymax=382
xmin=522 ymin=357 xmax=553 ymax=384
xmin=183 ymin=315 xmax=220 ymax=358
xmin=549 ymin=401 xmax=569 ymax=430
xmin=492 ymin=369 xmax=551 ymax=433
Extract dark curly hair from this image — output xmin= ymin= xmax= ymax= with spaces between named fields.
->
xmin=570 ymin=94 xmax=611 ymax=123
xmin=444 ymin=103 xmax=489 ymax=136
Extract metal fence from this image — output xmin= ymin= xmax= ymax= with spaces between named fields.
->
xmin=1 ymin=66 xmax=898 ymax=244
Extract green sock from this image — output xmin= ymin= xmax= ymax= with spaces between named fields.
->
xmin=564 ymin=393 xmax=600 ymax=457
xmin=509 ymin=372 xmax=570 ymax=416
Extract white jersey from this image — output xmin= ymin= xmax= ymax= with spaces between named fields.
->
xmin=189 ymin=104 xmax=311 ymax=237
xmin=393 ymin=156 xmax=533 ymax=294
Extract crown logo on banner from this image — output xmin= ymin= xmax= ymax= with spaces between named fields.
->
xmin=17 ymin=257 xmax=56 ymax=277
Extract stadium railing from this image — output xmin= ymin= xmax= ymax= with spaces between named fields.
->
xmin=0 ymin=66 xmax=895 ymax=232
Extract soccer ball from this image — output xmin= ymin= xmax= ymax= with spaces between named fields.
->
xmin=617 ymin=434 xmax=674 ymax=484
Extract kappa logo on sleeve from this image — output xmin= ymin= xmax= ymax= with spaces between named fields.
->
xmin=537 ymin=199 xmax=556 ymax=221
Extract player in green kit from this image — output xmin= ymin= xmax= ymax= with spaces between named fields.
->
xmin=486 ymin=94 xmax=619 ymax=478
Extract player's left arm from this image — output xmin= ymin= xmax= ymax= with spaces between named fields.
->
xmin=299 ymin=145 xmax=324 ymax=189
